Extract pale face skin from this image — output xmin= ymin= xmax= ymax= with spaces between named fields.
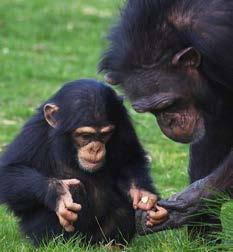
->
xmin=73 ymin=125 xmax=115 ymax=172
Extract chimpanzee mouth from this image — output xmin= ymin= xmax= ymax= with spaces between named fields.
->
xmin=132 ymin=95 xmax=205 ymax=143
xmin=154 ymin=105 xmax=205 ymax=144
xmin=79 ymin=158 xmax=105 ymax=172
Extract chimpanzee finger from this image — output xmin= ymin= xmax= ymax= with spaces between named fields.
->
xmin=145 ymin=215 xmax=177 ymax=232
xmin=146 ymin=195 xmax=157 ymax=210
xmin=60 ymin=209 xmax=78 ymax=222
xmin=146 ymin=219 xmax=165 ymax=227
xmin=57 ymin=199 xmax=77 ymax=221
xmin=158 ymin=199 xmax=188 ymax=210
xmin=62 ymin=219 xmax=75 ymax=233
xmin=57 ymin=215 xmax=69 ymax=228
xmin=137 ymin=196 xmax=157 ymax=211
xmin=148 ymin=219 xmax=173 ymax=232
xmin=148 ymin=207 xmax=168 ymax=221
xmin=147 ymin=210 xmax=195 ymax=232
xmin=136 ymin=209 xmax=171 ymax=235
xmin=132 ymin=190 xmax=141 ymax=209
xmin=146 ymin=221 xmax=154 ymax=227
xmin=147 ymin=216 xmax=168 ymax=226
xmin=64 ymin=225 xmax=75 ymax=233
xmin=63 ymin=179 xmax=80 ymax=188
xmin=137 ymin=202 xmax=147 ymax=211
xmin=65 ymin=202 xmax=82 ymax=213
xmin=61 ymin=192 xmax=73 ymax=207
xmin=57 ymin=214 xmax=75 ymax=232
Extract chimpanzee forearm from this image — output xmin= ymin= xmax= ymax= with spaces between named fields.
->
xmin=0 ymin=165 xmax=60 ymax=213
xmin=132 ymin=167 xmax=157 ymax=194
xmin=206 ymin=151 xmax=233 ymax=193
xmin=136 ymin=152 xmax=233 ymax=234
xmin=118 ymin=162 xmax=157 ymax=198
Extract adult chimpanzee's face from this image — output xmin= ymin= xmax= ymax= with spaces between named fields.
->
xmin=106 ymin=47 xmax=206 ymax=143
xmin=72 ymin=125 xmax=115 ymax=172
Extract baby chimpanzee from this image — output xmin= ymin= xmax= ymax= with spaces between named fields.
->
xmin=0 ymin=79 xmax=167 ymax=246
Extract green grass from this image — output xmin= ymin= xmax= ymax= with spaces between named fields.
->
xmin=0 ymin=0 xmax=233 ymax=251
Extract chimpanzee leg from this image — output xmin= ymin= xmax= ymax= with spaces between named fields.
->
xmin=106 ymin=206 xmax=136 ymax=244
xmin=20 ymin=209 xmax=64 ymax=246
xmin=73 ymin=184 xmax=135 ymax=245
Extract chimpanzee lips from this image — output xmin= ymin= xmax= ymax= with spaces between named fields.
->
xmin=79 ymin=157 xmax=105 ymax=172
xmin=155 ymin=105 xmax=205 ymax=144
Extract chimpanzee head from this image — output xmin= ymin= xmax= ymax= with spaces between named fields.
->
xmin=100 ymin=0 xmax=233 ymax=143
xmin=43 ymin=79 xmax=123 ymax=172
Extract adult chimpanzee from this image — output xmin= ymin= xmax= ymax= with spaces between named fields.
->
xmin=0 ymin=79 xmax=167 ymax=246
xmin=100 ymin=0 xmax=233 ymax=240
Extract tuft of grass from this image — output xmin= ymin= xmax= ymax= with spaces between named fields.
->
xmin=1 ymin=0 xmax=233 ymax=251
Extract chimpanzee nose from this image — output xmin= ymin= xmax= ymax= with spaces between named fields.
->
xmin=90 ymin=142 xmax=102 ymax=154
xmin=94 ymin=145 xmax=101 ymax=153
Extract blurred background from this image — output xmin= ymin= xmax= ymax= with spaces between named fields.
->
xmin=0 ymin=1 xmax=232 ymax=251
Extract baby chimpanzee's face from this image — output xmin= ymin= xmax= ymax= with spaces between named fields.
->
xmin=72 ymin=125 xmax=115 ymax=172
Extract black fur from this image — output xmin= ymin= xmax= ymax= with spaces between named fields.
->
xmin=100 ymin=0 xmax=233 ymax=90
xmin=0 ymin=79 xmax=156 ymax=246
xmin=100 ymin=0 xmax=233 ymax=242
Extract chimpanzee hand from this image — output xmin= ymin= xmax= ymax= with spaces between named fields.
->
xmin=130 ymin=187 xmax=168 ymax=227
xmin=136 ymin=177 xmax=213 ymax=234
xmin=130 ymin=187 xmax=158 ymax=211
xmin=54 ymin=179 xmax=82 ymax=232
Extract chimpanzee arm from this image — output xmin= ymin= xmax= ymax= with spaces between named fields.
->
xmin=116 ymin=114 xmax=158 ymax=196
xmin=116 ymin=153 xmax=158 ymax=198
xmin=0 ymin=165 xmax=63 ymax=213
xmin=136 ymin=151 xmax=233 ymax=233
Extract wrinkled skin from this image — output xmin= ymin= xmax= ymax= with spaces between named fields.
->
xmin=107 ymin=67 xmax=232 ymax=237
xmin=136 ymin=178 xmax=211 ymax=234
xmin=156 ymin=104 xmax=204 ymax=144
xmin=103 ymin=52 xmax=230 ymax=238
xmin=105 ymin=65 xmax=215 ymax=234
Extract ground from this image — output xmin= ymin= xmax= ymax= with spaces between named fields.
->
xmin=0 ymin=0 xmax=233 ymax=251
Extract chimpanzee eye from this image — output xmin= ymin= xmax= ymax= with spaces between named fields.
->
xmin=81 ymin=134 xmax=93 ymax=140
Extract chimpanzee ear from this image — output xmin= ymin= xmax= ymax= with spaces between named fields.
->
xmin=43 ymin=103 xmax=59 ymax=128
xmin=104 ymin=72 xmax=123 ymax=85
xmin=172 ymin=47 xmax=201 ymax=68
